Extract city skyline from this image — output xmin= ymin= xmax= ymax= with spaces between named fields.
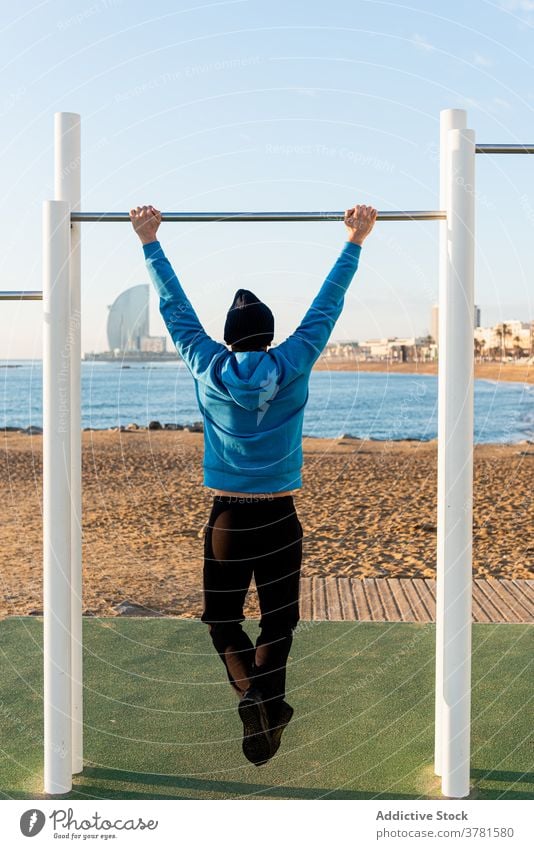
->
xmin=3 ymin=309 xmax=533 ymax=361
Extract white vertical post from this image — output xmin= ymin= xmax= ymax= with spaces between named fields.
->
xmin=55 ymin=112 xmax=83 ymax=776
xmin=435 ymin=108 xmax=467 ymax=778
xmin=441 ymin=127 xmax=476 ymax=798
xmin=43 ymin=200 xmax=72 ymax=795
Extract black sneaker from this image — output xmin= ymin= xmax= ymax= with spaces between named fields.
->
xmin=268 ymin=700 xmax=294 ymax=757
xmin=238 ymin=687 xmax=273 ymax=766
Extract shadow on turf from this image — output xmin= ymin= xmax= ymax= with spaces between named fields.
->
xmin=470 ymin=768 xmax=534 ymax=786
xmin=6 ymin=766 xmax=533 ymax=801
xmin=2 ymin=769 xmax=430 ymax=801
xmin=70 ymin=767 xmax=426 ymax=800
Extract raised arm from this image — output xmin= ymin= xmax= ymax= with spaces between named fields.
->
xmin=276 ymin=205 xmax=377 ymax=370
xmin=130 ymin=205 xmax=225 ymax=377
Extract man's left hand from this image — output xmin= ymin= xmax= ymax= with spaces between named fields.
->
xmin=130 ymin=205 xmax=162 ymax=244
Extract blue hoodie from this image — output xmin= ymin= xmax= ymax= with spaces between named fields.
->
xmin=143 ymin=239 xmax=362 ymax=493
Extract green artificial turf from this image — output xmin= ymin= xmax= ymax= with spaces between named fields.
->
xmin=0 ymin=618 xmax=532 ymax=800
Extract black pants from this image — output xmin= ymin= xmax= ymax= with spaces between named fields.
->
xmin=201 ymin=494 xmax=303 ymax=708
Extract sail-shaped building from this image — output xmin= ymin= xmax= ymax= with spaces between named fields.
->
xmin=107 ymin=284 xmax=150 ymax=352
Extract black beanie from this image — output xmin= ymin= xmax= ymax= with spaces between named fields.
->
xmin=224 ymin=289 xmax=274 ymax=350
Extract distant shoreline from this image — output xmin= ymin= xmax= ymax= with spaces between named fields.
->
xmin=2 ymin=358 xmax=532 ymax=384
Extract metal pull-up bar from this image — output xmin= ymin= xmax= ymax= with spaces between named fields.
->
xmin=71 ymin=209 xmax=446 ymax=223
xmin=38 ymin=110 xmax=533 ymax=802
xmin=476 ymin=143 xmax=534 ymax=153
xmin=0 ymin=291 xmax=43 ymax=300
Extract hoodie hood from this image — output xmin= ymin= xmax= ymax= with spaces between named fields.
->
xmin=217 ymin=350 xmax=280 ymax=412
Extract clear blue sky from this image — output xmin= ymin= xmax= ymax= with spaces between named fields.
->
xmin=1 ymin=0 xmax=533 ymax=359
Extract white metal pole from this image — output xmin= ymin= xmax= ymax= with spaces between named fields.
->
xmin=55 ymin=112 xmax=83 ymax=776
xmin=43 ymin=200 xmax=72 ymax=795
xmin=435 ymin=108 xmax=467 ymax=777
xmin=441 ymin=127 xmax=476 ymax=799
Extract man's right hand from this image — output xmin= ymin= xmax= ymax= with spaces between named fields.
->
xmin=344 ymin=205 xmax=377 ymax=245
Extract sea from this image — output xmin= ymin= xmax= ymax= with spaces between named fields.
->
xmin=1 ymin=360 xmax=532 ymax=444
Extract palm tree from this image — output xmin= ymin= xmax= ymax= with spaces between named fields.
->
xmin=495 ymin=323 xmax=513 ymax=361
xmin=420 ymin=334 xmax=433 ymax=362
xmin=512 ymin=335 xmax=523 ymax=360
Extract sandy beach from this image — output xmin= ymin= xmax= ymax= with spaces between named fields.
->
xmin=314 ymin=359 xmax=533 ymax=384
xmin=1 ymin=430 xmax=531 ymax=620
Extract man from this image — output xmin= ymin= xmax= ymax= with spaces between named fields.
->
xmin=130 ymin=203 xmax=377 ymax=766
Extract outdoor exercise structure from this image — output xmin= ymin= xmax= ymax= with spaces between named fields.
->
xmin=1 ymin=109 xmax=532 ymax=799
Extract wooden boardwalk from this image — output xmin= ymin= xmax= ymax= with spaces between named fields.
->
xmin=299 ymin=577 xmax=534 ymax=624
